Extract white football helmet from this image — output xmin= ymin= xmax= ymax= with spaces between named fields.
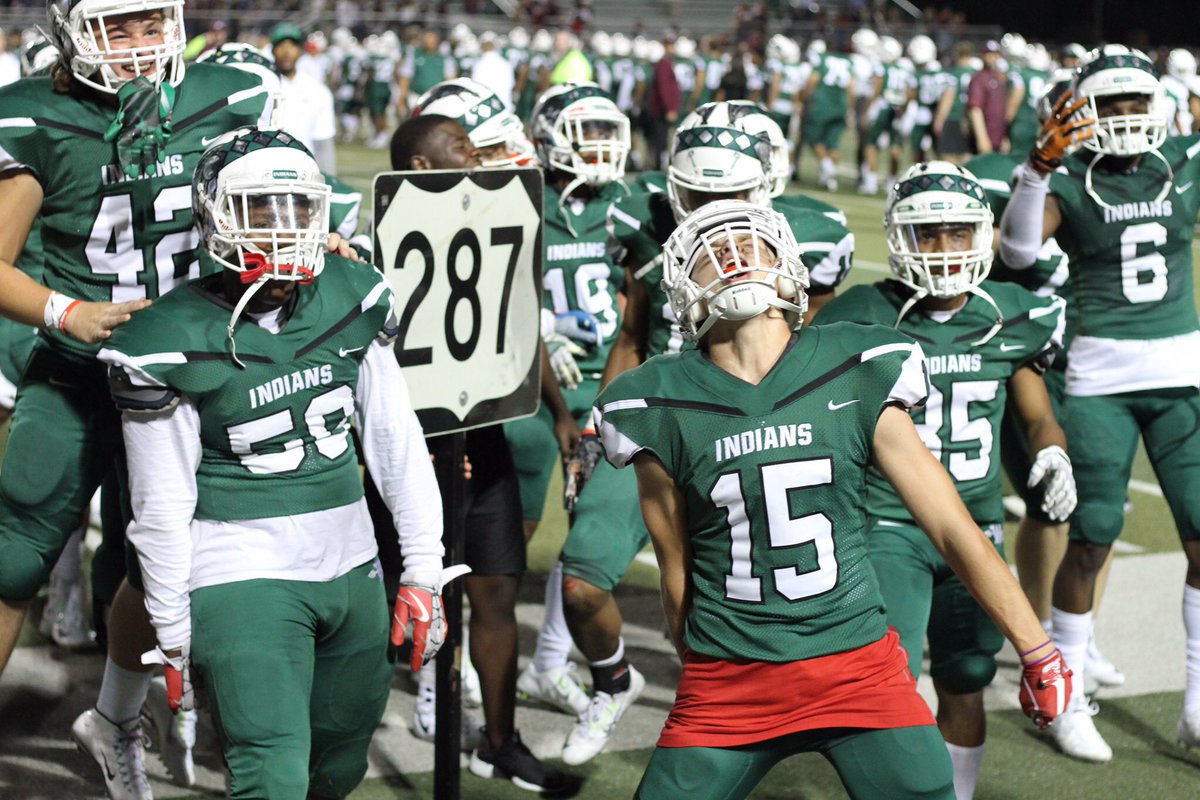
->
xmin=1000 ymin=32 xmax=1028 ymax=65
xmin=1026 ymin=42 xmax=1052 ymax=72
xmin=531 ymin=28 xmax=553 ymax=53
xmin=662 ymin=200 xmax=808 ymax=340
xmin=507 ymin=26 xmax=529 ymax=51
xmin=879 ymin=36 xmax=902 ymax=65
xmin=48 ymin=0 xmax=186 ymax=93
xmin=851 ymin=28 xmax=879 ymax=59
xmin=646 ymin=40 xmax=665 ymax=63
xmin=724 ymin=100 xmax=791 ymax=197
xmin=529 ymin=82 xmax=629 ymax=185
xmin=675 ymin=35 xmax=696 ymax=60
xmin=885 ymin=161 xmax=994 ymax=305
xmin=1036 ymin=69 xmax=1075 ymax=125
xmin=668 ymin=102 xmax=774 ymax=222
xmin=907 ymin=35 xmax=936 ymax=67
xmin=1074 ymin=45 xmax=1167 ymax=157
xmin=611 ymin=32 xmax=631 ymax=58
xmin=1167 ymin=48 xmax=1197 ymax=80
xmin=193 ymin=128 xmax=330 ymax=284
xmin=196 ymin=43 xmax=284 ymax=128
xmin=631 ymin=36 xmax=650 ymax=62
xmin=590 ymin=30 xmax=612 ymax=58
xmin=806 ymin=38 xmax=826 ymax=63
xmin=415 ymin=78 xmax=537 ymax=168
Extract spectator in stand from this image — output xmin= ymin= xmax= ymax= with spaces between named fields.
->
xmin=646 ymin=33 xmax=682 ymax=171
xmin=967 ymin=40 xmax=1009 ymax=154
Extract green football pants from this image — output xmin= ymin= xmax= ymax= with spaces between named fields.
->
xmin=561 ymin=455 xmax=649 ymax=591
xmin=634 ymin=724 xmax=954 ymax=800
xmin=1064 ymin=386 xmax=1200 ymax=546
xmin=0 ymin=344 xmax=125 ymax=601
xmin=868 ymin=519 xmax=1006 ymax=693
xmin=191 ymin=561 xmax=390 ymax=800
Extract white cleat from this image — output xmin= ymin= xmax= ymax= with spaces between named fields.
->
xmin=1052 ymin=701 xmax=1113 ymax=763
xmin=52 ymin=579 xmax=93 ymax=649
xmin=1177 ymin=710 xmax=1200 ymax=748
xmin=142 ymin=677 xmax=196 ymax=788
xmin=1084 ymin=636 xmax=1125 ymax=693
xmin=462 ymin=652 xmax=483 ymax=709
xmin=516 ymin=661 xmax=590 ymax=717
xmin=409 ymin=680 xmax=484 ymax=750
xmin=561 ymin=665 xmax=645 ymax=766
xmin=71 ymin=708 xmax=153 ymax=800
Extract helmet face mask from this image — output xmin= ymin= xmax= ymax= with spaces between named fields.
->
xmin=885 ymin=162 xmax=994 ymax=299
xmin=668 ymin=102 xmax=773 ymax=222
xmin=663 ymin=200 xmax=809 ymax=340
xmin=1075 ymin=46 xmax=1167 ymax=157
xmin=194 ymin=129 xmax=331 ymax=285
xmin=415 ymin=79 xmax=537 ymax=168
xmin=48 ymin=0 xmax=186 ymax=94
xmin=530 ymin=83 xmax=629 ymax=185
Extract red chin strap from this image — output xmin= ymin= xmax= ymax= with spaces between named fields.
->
xmin=240 ymin=252 xmax=316 ymax=285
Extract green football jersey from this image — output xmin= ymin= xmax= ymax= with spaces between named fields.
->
xmin=631 ymin=170 xmax=667 ymax=194
xmin=773 ymin=200 xmax=855 ymax=291
xmin=967 ymin=153 xmax=1070 ymax=301
xmin=945 ymin=65 xmax=974 ymax=121
xmin=818 ymin=281 xmax=1064 ymax=524
xmin=1050 ymin=135 xmax=1200 ymax=340
xmin=544 ymin=181 xmax=628 ymax=375
xmin=1008 ymin=67 xmax=1049 ymax=153
xmin=99 ymin=254 xmax=394 ymax=522
xmin=596 ymin=323 xmax=929 ymax=661
xmin=808 ymin=53 xmax=853 ymax=118
xmin=406 ymin=50 xmax=453 ymax=95
xmin=324 ymin=173 xmax=363 ymax=239
xmin=773 ymin=192 xmax=848 ymax=226
xmin=0 ymin=64 xmax=270 ymax=358
xmin=607 ymin=190 xmax=682 ymax=357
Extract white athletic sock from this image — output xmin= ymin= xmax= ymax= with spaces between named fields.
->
xmin=1182 ymin=585 xmax=1200 ymax=714
xmin=1040 ymin=618 xmax=1053 ymax=638
xmin=531 ymin=560 xmax=572 ymax=672
xmin=50 ymin=527 xmax=84 ymax=582
xmin=95 ymin=658 xmax=153 ymax=725
xmin=1051 ymin=606 xmax=1092 ymax=708
xmin=589 ymin=636 xmax=625 ymax=669
xmin=944 ymin=742 xmax=984 ymax=800
xmin=416 ymin=658 xmax=436 ymax=689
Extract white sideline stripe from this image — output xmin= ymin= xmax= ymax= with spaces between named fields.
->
xmin=634 ymin=551 xmax=659 ymax=570
xmin=1113 ymin=540 xmax=1146 ymax=554
xmin=855 ymin=258 xmax=890 ymax=274
xmin=1128 ymin=478 xmax=1164 ymax=497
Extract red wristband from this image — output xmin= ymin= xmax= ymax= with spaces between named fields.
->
xmin=58 ymin=299 xmax=82 ymax=333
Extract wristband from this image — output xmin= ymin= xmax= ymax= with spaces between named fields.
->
xmin=1019 ymin=639 xmax=1054 ymax=663
xmin=43 ymin=292 xmax=80 ymax=332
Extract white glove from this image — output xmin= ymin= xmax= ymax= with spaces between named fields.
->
xmin=545 ymin=333 xmax=585 ymax=390
xmin=1028 ymin=445 xmax=1076 ymax=522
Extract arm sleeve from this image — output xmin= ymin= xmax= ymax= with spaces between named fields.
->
xmin=122 ymin=398 xmax=201 ymax=650
xmin=998 ymin=162 xmax=1051 ymax=269
xmin=354 ymin=339 xmax=445 ymax=584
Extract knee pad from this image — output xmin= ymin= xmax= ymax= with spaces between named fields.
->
xmin=930 ymin=652 xmax=998 ymax=695
xmin=1070 ymin=500 xmax=1126 ymax=546
xmin=0 ymin=539 xmax=50 ymax=601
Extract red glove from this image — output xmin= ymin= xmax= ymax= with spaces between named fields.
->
xmin=391 ymin=584 xmax=446 ymax=672
xmin=1018 ymin=642 xmax=1072 ymax=729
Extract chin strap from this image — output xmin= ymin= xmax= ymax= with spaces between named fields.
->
xmin=1083 ymin=148 xmax=1174 ymax=210
xmin=103 ymin=77 xmax=176 ymax=180
xmin=557 ymin=174 xmax=588 ymax=237
xmin=227 ymin=274 xmax=269 ymax=370
xmin=894 ymin=283 xmax=1005 ymax=347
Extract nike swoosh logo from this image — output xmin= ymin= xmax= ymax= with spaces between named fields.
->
xmin=1177 ymin=181 xmax=1194 ymax=195
xmin=101 ymin=753 xmax=115 ymax=782
xmin=402 ymin=593 xmax=432 ymax=623
xmin=339 ymin=346 xmax=364 ymax=357
xmin=827 ymin=399 xmax=860 ymax=411
xmin=200 ymin=135 xmax=223 ymax=147
xmin=999 ymin=343 xmax=1025 ymax=351
xmin=47 ymin=376 xmax=78 ymax=389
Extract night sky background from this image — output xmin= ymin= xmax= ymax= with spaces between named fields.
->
xmin=929 ymin=0 xmax=1197 ymax=48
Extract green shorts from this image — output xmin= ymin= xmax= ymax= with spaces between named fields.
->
xmin=867 ymin=518 xmax=1005 ymax=694
xmin=503 ymin=377 xmax=597 ymax=522
xmin=804 ymin=113 xmax=846 ymax=152
xmin=191 ymin=561 xmax=390 ymax=800
xmin=865 ymin=106 xmax=897 ymax=148
xmin=0 ymin=343 xmax=124 ymax=601
xmin=1000 ymin=367 xmax=1066 ymax=524
xmin=909 ymin=123 xmax=933 ymax=154
xmin=364 ymin=81 xmax=393 ymax=118
xmin=635 ymin=724 xmax=953 ymax=800
xmin=560 ymin=456 xmax=649 ymax=591
xmin=1064 ymin=387 xmax=1200 ymax=546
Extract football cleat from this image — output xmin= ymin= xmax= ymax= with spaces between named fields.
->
xmin=561 ymin=665 xmax=645 ymax=765
xmin=1052 ymin=698 xmax=1113 ymax=763
xmin=143 ymin=676 xmax=197 ymax=787
xmin=410 ymin=680 xmax=484 ymax=751
xmin=469 ymin=730 xmax=583 ymax=796
xmin=516 ymin=662 xmax=591 ymax=717
xmin=462 ymin=648 xmax=483 ymax=709
xmin=1177 ymin=710 xmax=1200 ymax=748
xmin=1084 ymin=635 xmax=1125 ymax=693
xmin=71 ymin=708 xmax=153 ymax=800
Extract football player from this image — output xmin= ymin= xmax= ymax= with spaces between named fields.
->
xmin=1000 ymin=44 xmax=1200 ymax=762
xmin=966 ymin=74 xmax=1125 ymax=699
xmin=97 ymin=128 xmax=461 ymax=799
xmin=818 ymin=161 xmax=1073 ymax=799
xmin=596 ymin=199 xmax=1069 ymax=800
xmin=799 ymin=41 xmax=856 ymax=191
xmin=411 ymin=77 xmax=537 ymax=168
xmin=502 ymin=82 xmax=639 ymax=761
xmin=0 ymin=2 xmax=274 ymax=797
